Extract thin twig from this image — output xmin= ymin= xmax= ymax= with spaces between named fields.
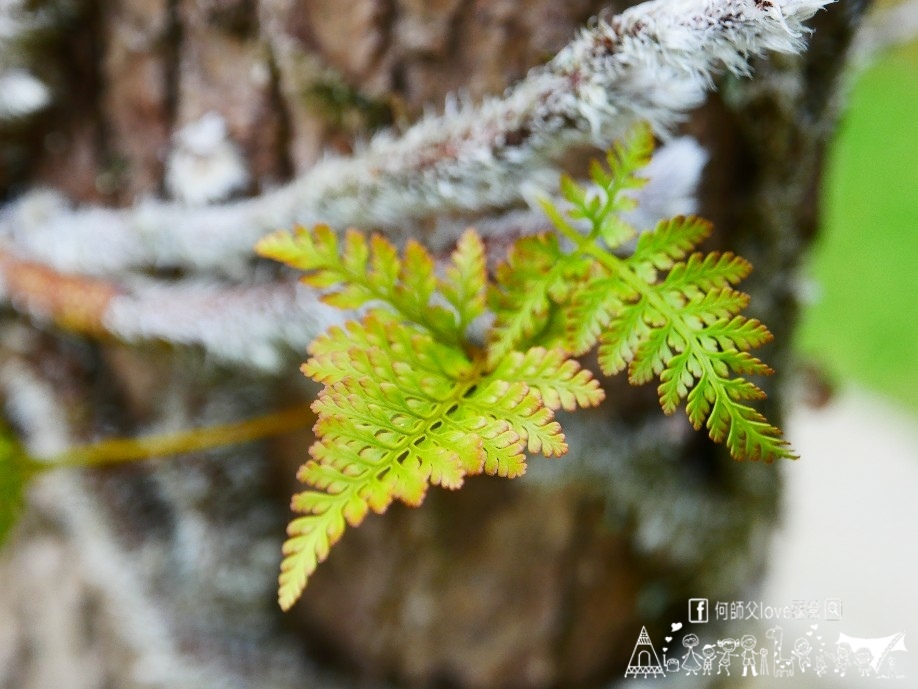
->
xmin=45 ymin=403 xmax=315 ymax=469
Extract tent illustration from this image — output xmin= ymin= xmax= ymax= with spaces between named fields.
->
xmin=625 ymin=626 xmax=666 ymax=678
xmin=836 ymin=631 xmax=907 ymax=675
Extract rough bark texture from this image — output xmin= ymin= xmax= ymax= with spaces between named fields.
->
xmin=0 ymin=2 xmax=869 ymax=689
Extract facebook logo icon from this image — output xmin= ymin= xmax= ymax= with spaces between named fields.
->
xmin=688 ymin=598 xmax=709 ymax=623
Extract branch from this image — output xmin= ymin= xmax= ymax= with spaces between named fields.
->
xmin=0 ymin=136 xmax=706 ymax=366
xmin=0 ymin=352 xmax=315 ymax=467
xmin=1 ymin=0 xmax=831 ymax=277
xmin=0 ymin=249 xmax=338 ymax=369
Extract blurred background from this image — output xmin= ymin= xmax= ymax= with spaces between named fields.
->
xmin=0 ymin=1 xmax=915 ymax=688
xmin=760 ymin=13 xmax=918 ymax=686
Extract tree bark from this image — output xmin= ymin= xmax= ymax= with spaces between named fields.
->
xmin=0 ymin=2 xmax=869 ymax=689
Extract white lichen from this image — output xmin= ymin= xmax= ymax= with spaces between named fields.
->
xmin=0 ymin=0 xmax=831 ymax=278
xmin=102 ymin=278 xmax=340 ymax=371
xmin=0 ymin=69 xmax=51 ymax=120
xmin=165 ymin=112 xmax=250 ymax=206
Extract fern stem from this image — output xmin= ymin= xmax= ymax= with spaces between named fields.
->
xmin=537 ymin=198 xmax=588 ymax=246
xmin=40 ymin=403 xmax=315 ymax=470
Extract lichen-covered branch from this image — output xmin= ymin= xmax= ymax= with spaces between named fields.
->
xmin=0 ymin=248 xmax=338 ymax=370
xmin=0 ymin=137 xmax=706 ymax=367
xmin=1 ymin=0 xmax=830 ymax=278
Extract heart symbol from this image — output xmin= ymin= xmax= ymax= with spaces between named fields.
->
xmin=807 ymin=631 xmax=813 ymax=636
xmin=811 ymin=624 xmax=819 ymax=630
xmin=672 ymin=622 xmax=683 ymax=632
xmin=663 ymin=647 xmax=669 ymax=652
xmin=665 ymin=637 xmax=673 ymax=642
xmin=817 ymin=636 xmax=823 ymax=641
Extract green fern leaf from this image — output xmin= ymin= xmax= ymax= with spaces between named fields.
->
xmin=530 ymin=135 xmax=795 ymax=463
xmin=562 ymin=267 xmax=635 ymax=356
xmin=571 ymin=124 xmax=654 ymax=248
xmin=465 ymin=379 xmax=566 ymax=457
xmin=278 ymin=316 xmax=598 ymax=608
xmin=261 ymin=123 xmax=797 ymax=611
xmin=596 ymin=299 xmax=659 ymax=376
xmin=661 ymin=251 xmax=752 ymax=296
xmin=440 ymin=229 xmax=487 ymax=331
xmin=487 ymin=233 xmax=563 ymax=363
xmin=0 ymin=428 xmax=34 ymax=548
xmin=489 ymin=347 xmax=605 ymax=412
xmin=630 ymin=216 xmax=714 ymax=280
xmin=257 ymin=226 xmax=461 ymax=345
xmin=265 ymin=231 xmax=603 ymax=610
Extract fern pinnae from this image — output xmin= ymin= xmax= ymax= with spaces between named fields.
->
xmin=261 ymin=225 xmax=603 ymax=609
xmin=583 ymin=221 xmax=793 ymax=461
xmin=260 ymin=124 xmax=796 ymax=610
xmin=526 ymin=126 xmax=795 ymax=462
xmin=489 ymin=347 xmax=605 ymax=412
xmin=281 ymin=364 xmax=475 ymax=610
xmin=257 ymin=225 xmax=464 ymax=346
xmin=441 ymin=229 xmax=488 ymax=332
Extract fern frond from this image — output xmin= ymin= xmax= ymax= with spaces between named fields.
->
xmin=265 ymin=233 xmax=602 ymax=610
xmin=487 ymin=233 xmax=591 ymax=365
xmin=578 ymin=124 xmax=654 ymax=249
xmin=601 ymin=229 xmax=792 ymax=461
xmin=487 ymin=233 xmax=562 ymax=357
xmin=563 ymin=269 xmax=636 ymax=356
xmin=260 ymin=123 xmax=796 ymax=611
xmin=507 ymin=129 xmax=794 ymax=462
xmin=441 ymin=229 xmax=488 ymax=331
xmin=546 ymin=149 xmax=794 ymax=463
xmin=489 ymin=347 xmax=605 ymax=412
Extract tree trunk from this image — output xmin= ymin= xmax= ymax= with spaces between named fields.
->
xmin=0 ymin=2 xmax=869 ymax=689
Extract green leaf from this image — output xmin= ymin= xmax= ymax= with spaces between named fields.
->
xmin=631 ymin=216 xmax=713 ymax=278
xmin=0 ymin=429 xmax=34 ymax=548
xmin=661 ymin=251 xmax=752 ymax=296
xmin=262 ymin=124 xmax=798 ymax=612
xmin=255 ymin=223 xmax=339 ymax=274
xmin=258 ymin=225 xmax=464 ymax=345
xmin=277 ymin=296 xmax=592 ymax=609
xmin=531 ymin=131 xmax=793 ymax=462
xmin=466 ymin=379 xmax=566 ymax=457
xmin=368 ymin=234 xmax=401 ymax=289
xmin=597 ymin=299 xmax=658 ymax=376
xmin=487 ymin=233 xmax=564 ymax=364
xmin=440 ymin=229 xmax=487 ymax=330
xmin=489 ymin=347 xmax=605 ymax=412
xmin=563 ymin=270 xmax=633 ymax=355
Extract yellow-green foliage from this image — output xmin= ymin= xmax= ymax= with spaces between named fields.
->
xmin=257 ymin=124 xmax=794 ymax=611
xmin=0 ymin=427 xmax=33 ymax=548
xmin=257 ymin=228 xmax=604 ymax=610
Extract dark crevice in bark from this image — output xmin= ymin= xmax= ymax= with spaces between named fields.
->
xmin=160 ymin=0 xmax=184 ymax=198
xmin=265 ymin=44 xmax=295 ymax=183
xmin=81 ymin=3 xmax=120 ymax=204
